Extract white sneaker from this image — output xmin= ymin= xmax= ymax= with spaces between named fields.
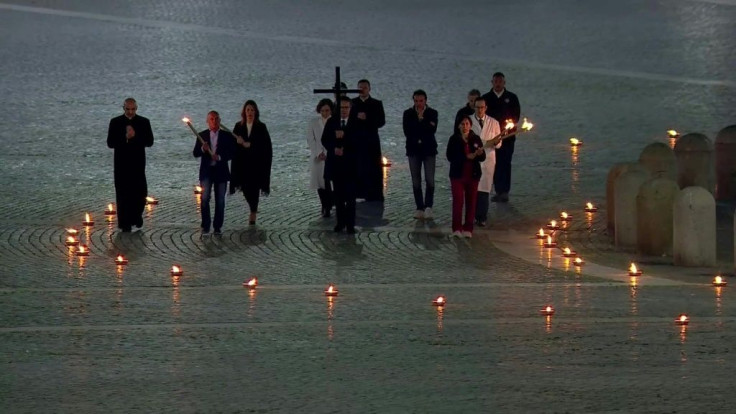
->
xmin=414 ymin=209 xmax=424 ymax=219
xmin=423 ymin=207 xmax=433 ymax=220
xmin=462 ymin=231 xmax=472 ymax=238
xmin=451 ymin=231 xmax=463 ymax=238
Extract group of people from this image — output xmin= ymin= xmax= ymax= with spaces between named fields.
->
xmin=307 ymin=72 xmax=520 ymax=237
xmin=107 ymin=72 xmax=520 ymax=238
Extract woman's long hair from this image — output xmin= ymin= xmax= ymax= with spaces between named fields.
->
xmin=240 ymin=100 xmax=260 ymax=124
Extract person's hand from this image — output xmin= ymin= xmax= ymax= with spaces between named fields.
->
xmin=236 ymin=136 xmax=245 ymax=146
xmin=357 ymin=112 xmax=366 ymax=120
xmin=242 ymin=141 xmax=251 ymax=148
xmin=202 ymin=143 xmax=211 ymax=154
xmin=126 ymin=125 xmax=135 ymax=140
xmin=336 ymin=130 xmax=344 ymax=139
xmin=212 ymin=153 xmax=220 ymax=162
xmin=417 ymin=109 xmax=424 ymax=120
xmin=335 ymin=148 xmax=343 ymax=156
xmin=317 ymin=152 xmax=326 ymax=161
xmin=475 ymin=147 xmax=484 ymax=156
xmin=466 ymin=152 xmax=476 ymax=160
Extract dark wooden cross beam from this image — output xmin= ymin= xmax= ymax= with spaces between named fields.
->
xmin=313 ymin=66 xmax=362 ymax=103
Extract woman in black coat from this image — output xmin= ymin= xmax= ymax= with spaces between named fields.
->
xmin=230 ymin=100 xmax=273 ymax=225
xmin=446 ymin=115 xmax=486 ymax=238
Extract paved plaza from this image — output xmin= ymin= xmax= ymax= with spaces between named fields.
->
xmin=2 ymin=1 xmax=736 ymax=412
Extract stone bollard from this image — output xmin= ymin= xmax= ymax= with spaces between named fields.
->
xmin=637 ymin=178 xmax=679 ymax=256
xmin=606 ymin=162 xmax=647 ymax=233
xmin=673 ymin=133 xmax=714 ymax=193
xmin=673 ymin=187 xmax=716 ymax=266
xmin=639 ymin=142 xmax=677 ymax=180
xmin=715 ymin=125 xmax=736 ymax=200
xmin=614 ymin=169 xmax=650 ymax=248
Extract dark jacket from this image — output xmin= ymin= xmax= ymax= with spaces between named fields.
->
xmin=107 ymin=114 xmax=154 ymax=182
xmin=446 ymin=131 xmax=486 ymax=180
xmin=229 ymin=121 xmax=273 ymax=195
xmin=321 ymin=115 xmax=358 ymax=181
xmin=482 ymin=89 xmax=521 ymax=141
xmin=193 ymin=129 xmax=235 ymax=183
xmin=402 ymin=106 xmax=438 ymax=157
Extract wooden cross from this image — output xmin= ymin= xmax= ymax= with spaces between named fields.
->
xmin=313 ymin=66 xmax=361 ymax=103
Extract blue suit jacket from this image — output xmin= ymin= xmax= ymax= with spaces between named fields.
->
xmin=193 ymin=129 xmax=235 ymax=183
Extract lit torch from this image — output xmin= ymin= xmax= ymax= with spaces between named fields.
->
xmin=182 ymin=117 xmax=215 ymax=157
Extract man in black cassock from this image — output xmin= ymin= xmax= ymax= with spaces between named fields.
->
xmin=106 ymin=98 xmax=154 ymax=232
xmin=482 ymin=72 xmax=520 ymax=203
xmin=351 ymin=79 xmax=386 ymax=202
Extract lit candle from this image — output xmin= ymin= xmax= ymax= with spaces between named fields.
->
xmin=381 ymin=156 xmax=391 ymax=167
xmin=504 ymin=119 xmax=515 ymax=130
xmin=115 ymin=255 xmax=128 ymax=265
xmin=64 ymin=236 xmax=79 ymax=246
xmin=562 ymin=247 xmax=577 ymax=257
xmin=667 ymin=130 xmax=680 ymax=138
xmin=520 ymin=118 xmax=533 ymax=131
xmin=547 ymin=220 xmax=560 ymax=230
xmin=432 ymin=295 xmax=446 ymax=306
xmin=675 ymin=314 xmax=689 ymax=326
xmin=535 ymin=228 xmax=546 ymax=239
xmin=244 ymin=277 xmax=258 ymax=290
xmin=182 ymin=117 xmax=216 ymax=157
xmin=194 ymin=185 xmax=203 ymax=195
xmin=324 ymin=284 xmax=339 ymax=297
xmin=66 ymin=228 xmax=78 ymax=235
xmin=712 ymin=275 xmax=727 ymax=287
xmin=76 ymin=245 xmax=89 ymax=256
xmin=584 ymin=202 xmax=598 ymax=212
xmin=145 ymin=196 xmax=159 ymax=205
xmin=543 ymin=235 xmax=557 ymax=248
xmin=170 ymin=265 xmax=183 ymax=276
xmin=82 ymin=213 xmax=94 ymax=226
xmin=560 ymin=211 xmax=572 ymax=221
xmin=628 ymin=263 xmax=642 ymax=276
xmin=539 ymin=305 xmax=555 ymax=316
xmin=573 ymin=257 xmax=585 ymax=266
xmin=569 ymin=138 xmax=582 ymax=147
xmin=104 ymin=203 xmax=116 ymax=216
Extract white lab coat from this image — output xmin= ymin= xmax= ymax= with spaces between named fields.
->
xmin=470 ymin=114 xmax=501 ymax=193
xmin=306 ymin=116 xmax=329 ymax=190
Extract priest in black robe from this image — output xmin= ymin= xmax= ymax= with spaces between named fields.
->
xmin=351 ymin=79 xmax=386 ymax=202
xmin=106 ymin=98 xmax=154 ymax=232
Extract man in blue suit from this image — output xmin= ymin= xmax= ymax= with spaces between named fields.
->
xmin=193 ymin=111 xmax=235 ymax=235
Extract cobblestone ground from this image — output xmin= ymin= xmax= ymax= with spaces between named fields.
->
xmin=2 ymin=1 xmax=736 ymax=412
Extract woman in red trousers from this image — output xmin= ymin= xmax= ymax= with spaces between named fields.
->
xmin=446 ymin=115 xmax=486 ymax=238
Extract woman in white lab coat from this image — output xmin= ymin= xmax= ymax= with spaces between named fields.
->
xmin=306 ymin=98 xmax=334 ymax=217
xmin=469 ymin=97 xmax=501 ymax=227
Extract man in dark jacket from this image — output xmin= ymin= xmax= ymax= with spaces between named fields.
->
xmin=402 ymin=89 xmax=438 ymax=220
xmin=107 ymin=98 xmax=154 ymax=232
xmin=351 ymin=79 xmax=386 ymax=202
xmin=454 ymin=89 xmax=480 ymax=131
xmin=482 ymin=72 xmax=520 ymax=202
xmin=322 ymin=97 xmax=359 ymax=234
xmin=193 ymin=111 xmax=235 ymax=235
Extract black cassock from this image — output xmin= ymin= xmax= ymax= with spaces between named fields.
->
xmin=350 ymin=96 xmax=386 ymax=201
xmin=107 ymin=114 xmax=154 ymax=230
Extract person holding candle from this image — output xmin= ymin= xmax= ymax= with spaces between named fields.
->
xmin=469 ymin=97 xmax=501 ymax=227
xmin=306 ymin=98 xmax=334 ymax=218
xmin=402 ymin=89 xmax=438 ymax=220
xmin=322 ymin=97 xmax=358 ymax=234
xmin=193 ymin=111 xmax=235 ymax=235
xmin=446 ymin=115 xmax=486 ymax=238
xmin=482 ymin=72 xmax=521 ymax=203
xmin=230 ymin=100 xmax=273 ymax=226
xmin=107 ymin=98 xmax=154 ymax=233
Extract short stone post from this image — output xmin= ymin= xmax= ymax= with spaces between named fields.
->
xmin=614 ymin=169 xmax=650 ymax=248
xmin=715 ymin=125 xmax=736 ymax=200
xmin=673 ymin=133 xmax=714 ymax=193
xmin=673 ymin=187 xmax=716 ymax=266
xmin=637 ymin=178 xmax=679 ymax=255
xmin=639 ymin=142 xmax=677 ymax=180
xmin=606 ymin=162 xmax=647 ymax=233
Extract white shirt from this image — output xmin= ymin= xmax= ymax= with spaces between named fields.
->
xmin=209 ymin=129 xmax=219 ymax=165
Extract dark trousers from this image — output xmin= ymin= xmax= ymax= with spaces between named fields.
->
xmin=114 ymin=174 xmax=146 ymax=230
xmin=318 ymin=187 xmax=333 ymax=212
xmin=331 ymin=178 xmax=356 ymax=229
xmin=242 ymin=185 xmax=260 ymax=213
xmin=407 ymin=155 xmax=436 ymax=210
xmin=475 ymin=191 xmax=490 ymax=222
xmin=494 ymin=138 xmax=515 ymax=194
xmin=450 ymin=177 xmax=479 ymax=232
xmin=201 ymin=177 xmax=227 ymax=231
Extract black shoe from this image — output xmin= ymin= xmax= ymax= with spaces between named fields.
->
xmin=135 ymin=217 xmax=143 ymax=228
xmin=346 ymin=227 xmax=356 ymax=234
xmin=201 ymin=227 xmax=210 ymax=234
xmin=490 ymin=195 xmax=500 ymax=202
xmin=322 ymin=208 xmax=331 ymax=218
xmin=499 ymin=193 xmax=509 ymax=202
xmin=214 ymin=229 xmax=222 ymax=235
xmin=334 ymin=224 xmax=345 ymax=233
xmin=121 ymin=227 xmax=131 ymax=233
xmin=477 ymin=221 xmax=486 ymax=227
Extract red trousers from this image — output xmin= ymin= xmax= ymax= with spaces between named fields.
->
xmin=450 ymin=176 xmax=479 ymax=232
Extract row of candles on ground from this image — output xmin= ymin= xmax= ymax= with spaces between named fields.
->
xmin=567 ymin=130 xmax=680 ymax=148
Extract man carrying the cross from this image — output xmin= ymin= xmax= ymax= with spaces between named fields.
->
xmin=351 ymin=79 xmax=386 ymax=202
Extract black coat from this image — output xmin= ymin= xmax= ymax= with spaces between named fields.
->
xmin=230 ymin=121 xmax=273 ymax=195
xmin=106 ymin=114 xmax=154 ymax=184
xmin=482 ymin=89 xmax=521 ymax=141
xmin=446 ymin=131 xmax=486 ymax=180
xmin=193 ymin=129 xmax=235 ymax=183
xmin=402 ymin=106 xmax=438 ymax=157
xmin=321 ymin=115 xmax=358 ymax=181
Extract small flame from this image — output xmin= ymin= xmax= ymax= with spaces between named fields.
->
xmin=550 ymin=220 xmax=557 ymax=227
xmin=521 ymin=118 xmax=533 ymax=131
xmin=171 ymin=265 xmax=180 ymax=273
xmin=66 ymin=236 xmax=77 ymax=244
xmin=435 ymin=296 xmax=445 ymax=304
xmin=66 ymin=228 xmax=78 ymax=235
xmin=561 ymin=212 xmax=569 ymax=219
xmin=586 ymin=202 xmax=594 ymax=210
xmin=563 ymin=247 xmax=571 ymax=255
xmin=326 ymin=284 xmax=336 ymax=293
xmin=116 ymin=255 xmax=124 ymax=261
xmin=667 ymin=129 xmax=679 ymax=138
xmin=381 ymin=156 xmax=390 ymax=166
xmin=538 ymin=228 xmax=545 ymax=237
xmin=629 ymin=263 xmax=638 ymax=273
xmin=146 ymin=196 xmax=156 ymax=204
xmin=85 ymin=213 xmax=91 ymax=222
xmin=107 ymin=203 xmax=115 ymax=212
xmin=194 ymin=185 xmax=202 ymax=192
xmin=544 ymin=306 xmax=553 ymax=313
xmin=714 ymin=275 xmax=725 ymax=285
xmin=182 ymin=117 xmax=190 ymax=123
xmin=574 ymin=257 xmax=584 ymax=265
xmin=247 ymin=277 xmax=257 ymax=287
xmin=546 ymin=235 xmax=553 ymax=244
xmin=504 ymin=119 xmax=515 ymax=130
xmin=77 ymin=246 xmax=86 ymax=253
xmin=678 ymin=314 xmax=688 ymax=323
xmin=570 ymin=138 xmax=581 ymax=146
